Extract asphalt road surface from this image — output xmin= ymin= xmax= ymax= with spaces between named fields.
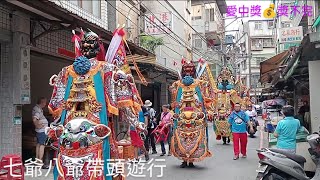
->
xmin=25 ymin=118 xmax=266 ymax=180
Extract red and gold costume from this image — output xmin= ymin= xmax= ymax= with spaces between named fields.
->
xmin=169 ymin=60 xmax=213 ymax=167
xmin=46 ymin=29 xmax=144 ymax=180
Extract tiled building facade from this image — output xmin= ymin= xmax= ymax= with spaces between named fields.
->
xmin=0 ymin=2 xmax=79 ymax=157
xmin=0 ymin=3 xmax=21 ymax=157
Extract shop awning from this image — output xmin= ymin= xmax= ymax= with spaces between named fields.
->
xmin=127 ymin=54 xmax=156 ymax=64
xmin=283 ymin=54 xmax=301 ymax=80
xmin=312 ymin=15 xmax=320 ymax=29
xmin=127 ymin=54 xmax=179 ymax=82
xmin=260 ymin=50 xmax=289 ymax=84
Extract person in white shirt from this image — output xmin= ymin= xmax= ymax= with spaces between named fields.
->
xmin=246 ymin=105 xmax=257 ymax=117
xmin=32 ymin=97 xmax=49 ymax=169
xmin=245 ymin=104 xmax=259 ymax=127
xmin=143 ymin=100 xmax=157 ymax=154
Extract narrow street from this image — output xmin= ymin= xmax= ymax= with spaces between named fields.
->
xmin=127 ymin=119 xmax=266 ymax=180
xmin=1 ymin=1 xmax=320 ymax=180
xmin=26 ymin=119 xmax=266 ymax=180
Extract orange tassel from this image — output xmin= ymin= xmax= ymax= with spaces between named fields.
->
xmin=123 ymin=39 xmax=148 ymax=86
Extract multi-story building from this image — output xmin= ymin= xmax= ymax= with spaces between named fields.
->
xmin=191 ymin=0 xmax=226 ymax=77
xmin=259 ymin=0 xmax=320 ymax=132
xmin=107 ymin=1 xmax=183 ymax=113
xmin=127 ymin=1 xmax=192 ymax=112
xmin=141 ymin=1 xmax=192 ymax=70
xmin=110 ymin=0 xmax=143 ymax=45
xmin=235 ymin=20 xmax=276 ymax=99
xmin=274 ymin=0 xmax=315 ymax=53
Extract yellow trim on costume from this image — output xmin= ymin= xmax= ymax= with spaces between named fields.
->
xmin=105 ymin=93 xmax=119 ymax=115
xmin=174 ymin=130 xmax=186 ymax=155
xmin=205 ymin=64 xmax=217 ymax=90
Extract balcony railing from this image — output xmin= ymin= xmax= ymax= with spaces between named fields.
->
xmin=49 ymin=0 xmax=108 ymax=30
xmin=251 ymin=45 xmax=263 ymax=51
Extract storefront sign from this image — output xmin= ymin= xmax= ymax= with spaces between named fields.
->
xmin=145 ymin=12 xmax=172 ymax=35
xmin=21 ymin=93 xmax=30 ymax=103
xmin=279 ymin=26 xmax=303 ymax=43
xmin=20 ymin=48 xmax=30 ymax=104
xmin=13 ymin=117 xmax=22 ymax=125
xmin=284 ymin=42 xmax=300 ymax=50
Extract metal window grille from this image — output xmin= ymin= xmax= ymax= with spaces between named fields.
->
xmin=268 ymin=21 xmax=274 ymax=29
xmin=194 ymin=38 xmax=202 ymax=49
xmin=209 ymin=8 xmax=214 ymax=21
xmin=50 ymin=0 xmax=106 ymax=30
xmin=0 ymin=4 xmax=11 ymax=31
xmin=34 ymin=21 xmax=73 ymax=54
xmin=254 ymin=22 xmax=262 ymax=30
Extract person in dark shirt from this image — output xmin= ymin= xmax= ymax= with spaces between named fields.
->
xmin=298 ymin=101 xmax=310 ymax=115
xmin=298 ymin=101 xmax=310 ymax=129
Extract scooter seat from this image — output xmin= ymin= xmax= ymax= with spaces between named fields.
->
xmin=269 ymin=148 xmax=306 ymax=163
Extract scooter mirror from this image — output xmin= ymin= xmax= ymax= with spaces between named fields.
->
xmin=307 ymin=134 xmax=320 ymax=149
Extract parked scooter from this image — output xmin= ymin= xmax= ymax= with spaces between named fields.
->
xmin=247 ymin=116 xmax=258 ymax=138
xmin=255 ymin=133 xmax=320 ymax=180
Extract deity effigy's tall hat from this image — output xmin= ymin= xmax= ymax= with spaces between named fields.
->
xmin=71 ymin=28 xmax=84 ymax=58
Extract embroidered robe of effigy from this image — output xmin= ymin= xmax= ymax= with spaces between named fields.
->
xmin=47 ymin=56 xmax=141 ymax=180
xmin=170 ymin=61 xmax=212 ymax=163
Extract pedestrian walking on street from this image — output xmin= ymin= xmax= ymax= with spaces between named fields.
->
xmin=228 ymin=103 xmax=254 ymax=160
xmin=144 ymin=100 xmax=158 ymax=154
xmin=274 ymin=105 xmax=300 ymax=154
xmin=159 ymin=104 xmax=173 ymax=156
xmin=129 ymin=106 xmax=149 ymax=161
xmin=32 ymin=97 xmax=49 ymax=169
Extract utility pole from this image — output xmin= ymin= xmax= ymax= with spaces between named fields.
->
xmin=137 ymin=0 xmax=142 ymax=46
xmin=247 ymin=28 xmax=252 ymax=96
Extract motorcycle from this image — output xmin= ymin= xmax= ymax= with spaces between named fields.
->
xmin=255 ymin=133 xmax=320 ymax=180
xmin=247 ymin=116 xmax=258 ymax=138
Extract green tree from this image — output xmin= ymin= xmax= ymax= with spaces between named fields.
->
xmin=140 ymin=34 xmax=164 ymax=53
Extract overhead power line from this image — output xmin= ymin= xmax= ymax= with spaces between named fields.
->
xmin=159 ymin=0 xmax=207 ymax=45
xmin=108 ymin=0 xmax=222 ymax=65
xmin=157 ymin=0 xmax=225 ymax=57
xmin=119 ymin=0 xmax=209 ymax=59
xmin=123 ymin=0 xmax=207 ymax=58
xmin=106 ymin=0 xmax=187 ymax=59
xmin=137 ymin=1 xmax=193 ymax=51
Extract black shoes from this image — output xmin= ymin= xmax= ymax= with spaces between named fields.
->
xmin=42 ymin=165 xmax=49 ymax=169
xmin=160 ymin=153 xmax=165 ymax=156
xmin=152 ymin=151 xmax=157 ymax=154
xmin=145 ymin=154 xmax=150 ymax=161
xmin=180 ymin=162 xmax=188 ymax=168
xmin=223 ymin=137 xmax=231 ymax=145
xmin=179 ymin=162 xmax=195 ymax=168
xmin=188 ymin=163 xmax=195 ymax=168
